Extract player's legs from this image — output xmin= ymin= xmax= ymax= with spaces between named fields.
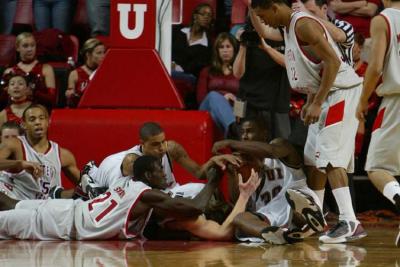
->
xmin=305 ymin=166 xmax=327 ymax=207
xmin=0 ymin=209 xmax=37 ymax=239
xmin=365 ymin=96 xmax=400 ymax=246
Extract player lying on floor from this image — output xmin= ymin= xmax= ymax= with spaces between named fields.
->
xmin=0 ymin=155 xmax=259 ymax=241
xmin=213 ymin=117 xmax=326 ymax=244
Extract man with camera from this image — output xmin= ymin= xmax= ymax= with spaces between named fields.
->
xmin=232 ymin=18 xmax=291 ymax=140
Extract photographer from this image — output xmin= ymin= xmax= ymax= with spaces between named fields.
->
xmin=232 ymin=18 xmax=291 ymax=139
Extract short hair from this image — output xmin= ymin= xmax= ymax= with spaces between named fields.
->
xmin=241 ymin=115 xmax=271 ymax=141
xmin=300 ymin=0 xmax=327 ymax=7
xmin=0 ymin=121 xmax=24 ymax=135
xmin=139 ymin=122 xmax=164 ymax=141
xmin=22 ymin=104 xmax=49 ymax=121
xmin=251 ymin=0 xmax=288 ymax=9
xmin=133 ymin=155 xmax=159 ymax=180
xmin=190 ymin=3 xmax=214 ymax=27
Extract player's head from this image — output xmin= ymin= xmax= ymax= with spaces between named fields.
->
xmin=139 ymin=122 xmax=167 ymax=159
xmin=0 ymin=121 xmax=23 ymax=143
xmin=240 ymin=116 xmax=270 ymax=142
xmin=353 ymin=32 xmax=365 ymax=62
xmin=300 ymin=0 xmax=328 ymax=19
xmin=133 ymin=155 xmax=168 ymax=190
xmin=251 ymin=0 xmax=290 ymax=28
xmin=21 ymin=104 xmax=49 ymax=140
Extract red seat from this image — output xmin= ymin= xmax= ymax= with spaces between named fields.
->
xmin=48 ymin=109 xmax=215 ymax=189
xmin=172 ymin=0 xmax=217 ymax=25
xmin=13 ymin=0 xmax=34 ymax=29
xmin=0 ymin=35 xmax=16 ymax=67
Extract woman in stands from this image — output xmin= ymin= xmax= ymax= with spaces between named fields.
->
xmin=171 ymin=3 xmax=214 ymax=80
xmin=0 ymin=74 xmax=32 ymax=126
xmin=2 ymin=32 xmax=56 ymax=109
xmin=197 ymin=32 xmax=239 ymax=138
xmin=65 ymin=38 xmax=105 ymax=108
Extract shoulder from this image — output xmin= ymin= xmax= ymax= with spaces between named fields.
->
xmin=42 ymin=64 xmax=55 ymax=74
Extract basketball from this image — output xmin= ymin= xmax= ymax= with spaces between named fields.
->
xmin=236 ymin=154 xmax=262 ymax=182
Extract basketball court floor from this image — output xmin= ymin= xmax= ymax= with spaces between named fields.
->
xmin=1 ymin=226 xmax=398 ymax=266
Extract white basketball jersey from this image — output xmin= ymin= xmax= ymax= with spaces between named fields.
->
xmin=284 ymin=12 xmax=362 ymax=94
xmin=376 ymin=8 xmax=400 ymax=96
xmin=0 ymin=136 xmax=62 ymax=200
xmin=94 ymin=147 xmax=137 ymax=188
xmin=74 ymin=179 xmax=152 ymax=240
xmin=248 ymin=158 xmax=306 ymax=212
xmin=130 ymin=144 xmax=177 ymax=189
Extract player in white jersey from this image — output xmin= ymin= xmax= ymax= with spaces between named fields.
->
xmin=0 ymin=104 xmax=80 ymax=200
xmin=356 ymin=0 xmax=400 ymax=247
xmin=251 ymin=0 xmax=366 ymax=244
xmin=75 ymin=122 xmax=241 ymax=200
xmin=0 ymin=155 xmax=231 ymax=240
xmin=213 ymin=117 xmax=325 ymax=244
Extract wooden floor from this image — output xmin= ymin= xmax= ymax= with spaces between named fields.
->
xmin=0 ymin=226 xmax=399 ymax=266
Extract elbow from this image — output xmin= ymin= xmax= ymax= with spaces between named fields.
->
xmin=233 ymin=68 xmax=244 ymax=79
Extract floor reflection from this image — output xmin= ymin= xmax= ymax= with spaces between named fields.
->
xmin=0 ymin=237 xmax=399 ymax=267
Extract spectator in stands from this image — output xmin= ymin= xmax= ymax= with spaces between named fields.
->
xmin=330 ymin=0 xmax=383 ymax=38
xmin=66 ymin=38 xmax=106 ymax=107
xmin=0 ymin=74 xmax=32 ymax=126
xmin=0 ymin=0 xmax=17 ymax=34
xmin=2 ymin=32 xmax=56 ymax=110
xmin=231 ymin=0 xmax=250 ymax=35
xmin=233 ymin=19 xmax=291 ymax=140
xmin=33 ymin=0 xmax=73 ymax=33
xmin=197 ymin=33 xmax=239 ymax=138
xmin=171 ymin=3 xmax=214 ymax=80
xmin=86 ymin=0 xmax=110 ymax=36
xmin=0 ymin=121 xmax=23 ymax=144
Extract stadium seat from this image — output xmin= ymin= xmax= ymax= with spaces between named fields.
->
xmin=0 ymin=35 xmax=16 ymax=68
xmin=48 ymin=109 xmax=215 ymax=189
xmin=172 ymin=0 xmax=217 ymax=25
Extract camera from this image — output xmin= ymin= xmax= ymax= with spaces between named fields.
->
xmin=240 ymin=22 xmax=260 ymax=47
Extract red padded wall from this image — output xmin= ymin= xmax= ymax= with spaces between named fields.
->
xmin=48 ymin=109 xmax=214 ymax=188
xmin=78 ymin=49 xmax=184 ymax=109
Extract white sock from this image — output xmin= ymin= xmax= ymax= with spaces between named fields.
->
xmin=314 ymin=189 xmax=325 ymax=208
xmin=332 ymin=187 xmax=357 ymax=221
xmin=383 ymin=181 xmax=400 ymax=204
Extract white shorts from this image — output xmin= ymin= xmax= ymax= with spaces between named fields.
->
xmin=365 ymin=95 xmax=400 ymax=175
xmin=304 ymin=86 xmax=361 ymax=173
xmin=167 ymin=183 xmax=205 ymax=199
xmin=0 ymin=199 xmax=76 ymax=240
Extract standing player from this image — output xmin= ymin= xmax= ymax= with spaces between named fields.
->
xmin=251 ymin=0 xmax=366 ymax=243
xmin=0 ymin=156 xmax=227 ymax=240
xmin=0 ymin=104 xmax=80 ymax=200
xmin=213 ymin=117 xmax=325 ymax=244
xmin=356 ymin=0 xmax=400 ymax=246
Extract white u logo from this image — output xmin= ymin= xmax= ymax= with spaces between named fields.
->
xmin=117 ymin=3 xmax=147 ymax=39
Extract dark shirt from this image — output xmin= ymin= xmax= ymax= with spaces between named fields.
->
xmin=171 ymin=26 xmax=212 ymax=78
xmin=238 ymin=42 xmax=290 ymax=113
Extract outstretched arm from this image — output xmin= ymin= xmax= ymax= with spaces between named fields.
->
xmin=142 ymin=167 xmax=223 ymax=219
xmin=173 ymin=169 xmax=261 ymax=241
xmin=168 ymin=141 xmax=241 ymax=179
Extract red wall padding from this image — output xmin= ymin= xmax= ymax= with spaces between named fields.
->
xmin=48 ymin=109 xmax=214 ymax=188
